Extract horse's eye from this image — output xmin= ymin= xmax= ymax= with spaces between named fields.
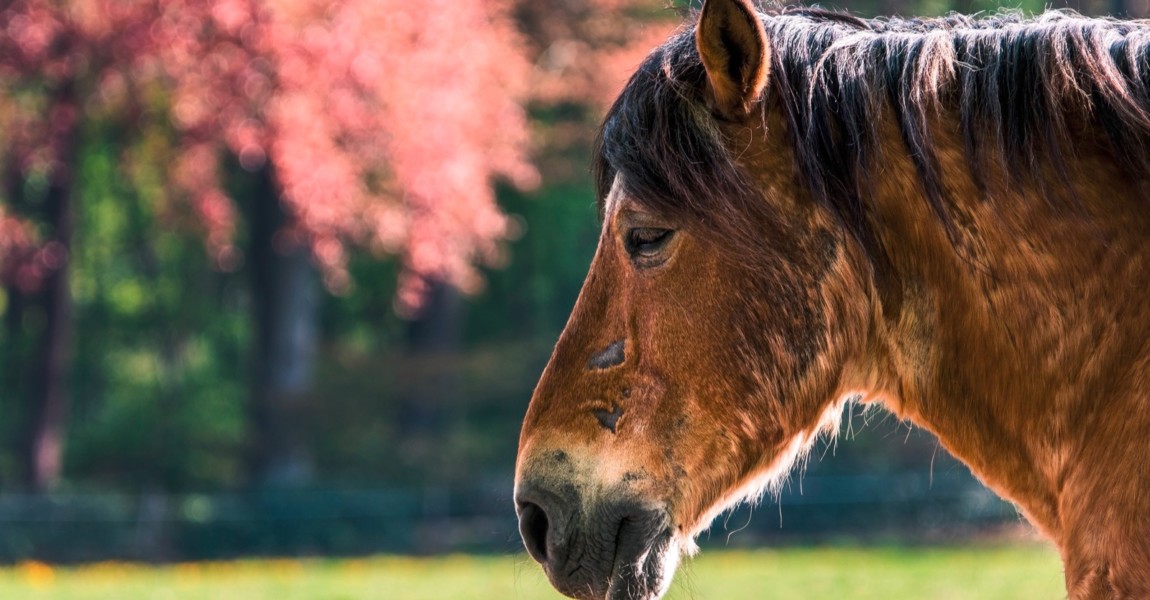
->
xmin=625 ymin=227 xmax=673 ymax=261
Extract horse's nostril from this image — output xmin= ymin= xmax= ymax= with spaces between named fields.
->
xmin=518 ymin=501 xmax=550 ymax=564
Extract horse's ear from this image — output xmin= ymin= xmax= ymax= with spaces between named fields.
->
xmin=696 ymin=0 xmax=770 ymax=119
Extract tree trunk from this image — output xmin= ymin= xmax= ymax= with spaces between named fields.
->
xmin=21 ymin=82 xmax=79 ymax=492
xmin=398 ymin=279 xmax=463 ymax=482
xmin=246 ymin=165 xmax=318 ymax=487
xmin=3 ymin=156 xmax=29 ymax=479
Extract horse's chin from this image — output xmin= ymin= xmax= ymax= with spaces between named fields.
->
xmin=604 ymin=530 xmax=680 ymax=600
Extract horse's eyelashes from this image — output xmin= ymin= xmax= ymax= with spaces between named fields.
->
xmin=625 ymin=227 xmax=674 ymax=261
xmin=630 ymin=226 xmax=671 ymax=249
xmin=630 ymin=227 xmax=670 ymax=245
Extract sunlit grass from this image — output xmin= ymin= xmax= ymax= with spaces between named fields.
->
xmin=0 ymin=544 xmax=1064 ymax=600
xmin=668 ymin=545 xmax=1064 ymax=600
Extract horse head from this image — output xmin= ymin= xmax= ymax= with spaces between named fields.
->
xmin=514 ymin=1 xmax=885 ymax=597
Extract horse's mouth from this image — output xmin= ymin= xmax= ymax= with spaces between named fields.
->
xmin=522 ymin=492 xmax=679 ymax=600
xmin=604 ymin=526 xmax=677 ymax=600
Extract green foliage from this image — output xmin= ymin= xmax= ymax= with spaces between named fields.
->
xmin=0 ymin=103 xmax=603 ymax=492
xmin=467 ymin=182 xmax=601 ymax=343
xmin=58 ymin=123 xmax=249 ymax=490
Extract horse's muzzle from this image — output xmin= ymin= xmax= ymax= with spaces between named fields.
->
xmin=516 ymin=479 xmax=674 ymax=600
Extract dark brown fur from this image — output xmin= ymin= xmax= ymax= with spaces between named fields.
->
xmin=518 ymin=3 xmax=1150 ymax=599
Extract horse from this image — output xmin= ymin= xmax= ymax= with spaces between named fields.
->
xmin=514 ymin=0 xmax=1150 ymax=598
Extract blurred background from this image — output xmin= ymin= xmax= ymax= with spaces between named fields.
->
xmin=0 ymin=0 xmax=1133 ymax=597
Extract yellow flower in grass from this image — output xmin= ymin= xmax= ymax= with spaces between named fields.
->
xmin=18 ymin=561 xmax=54 ymax=588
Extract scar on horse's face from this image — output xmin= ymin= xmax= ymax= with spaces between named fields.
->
xmin=587 ymin=339 xmax=625 ymax=371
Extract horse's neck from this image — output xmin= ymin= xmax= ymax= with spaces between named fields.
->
xmin=862 ymin=112 xmax=1150 ymax=541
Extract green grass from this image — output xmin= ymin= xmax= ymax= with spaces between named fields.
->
xmin=0 ymin=545 xmax=1065 ymax=599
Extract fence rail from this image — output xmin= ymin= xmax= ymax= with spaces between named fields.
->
xmin=0 ymin=470 xmax=1019 ymax=563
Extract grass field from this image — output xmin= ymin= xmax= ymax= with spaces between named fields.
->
xmin=0 ymin=545 xmax=1065 ymax=599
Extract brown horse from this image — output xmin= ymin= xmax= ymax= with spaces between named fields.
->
xmin=514 ymin=1 xmax=1150 ymax=598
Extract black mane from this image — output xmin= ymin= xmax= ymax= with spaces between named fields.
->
xmin=595 ymin=8 xmax=1150 ymax=245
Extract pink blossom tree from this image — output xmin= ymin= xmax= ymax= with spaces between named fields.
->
xmin=155 ymin=0 xmax=537 ymax=307
xmin=1 ymin=0 xmax=537 ymax=488
xmin=155 ymin=0 xmax=538 ymax=483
